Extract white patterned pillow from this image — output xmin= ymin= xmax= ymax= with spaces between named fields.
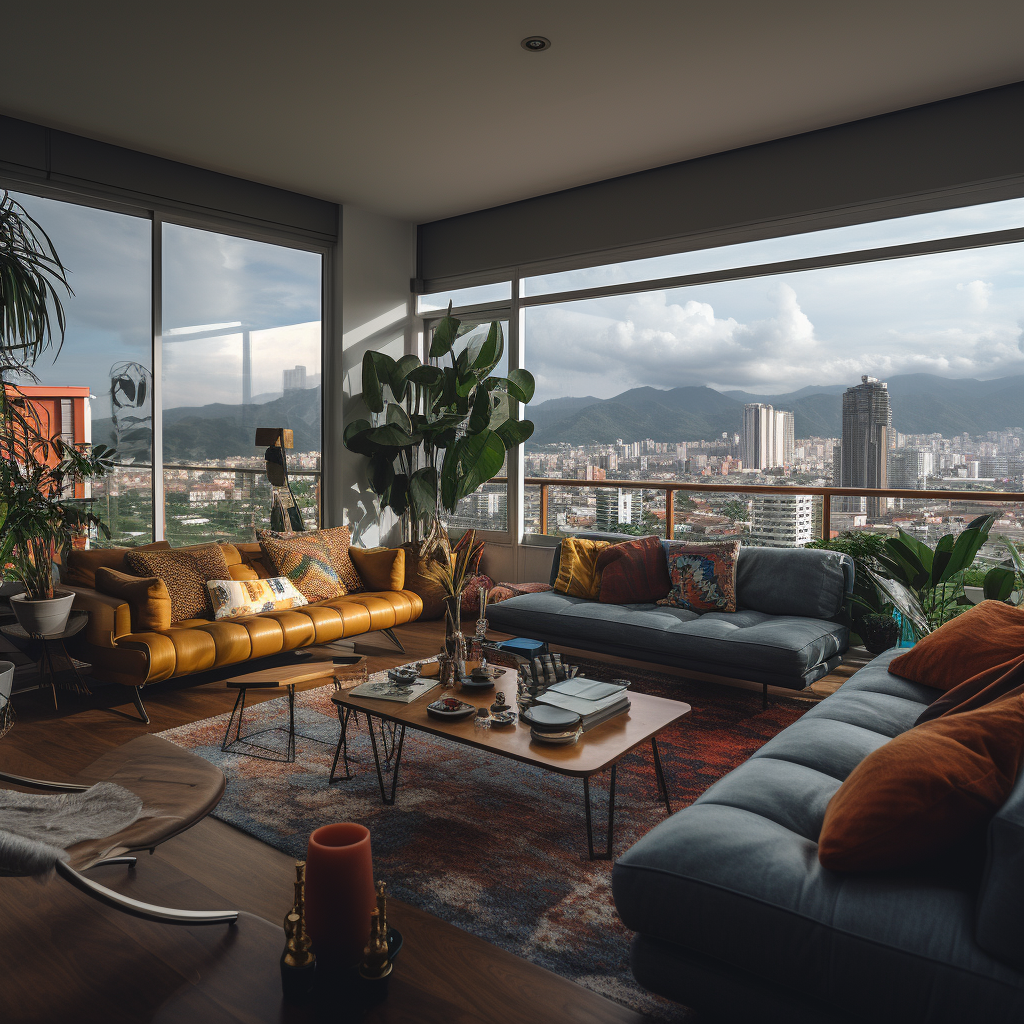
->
xmin=207 ymin=577 xmax=308 ymax=620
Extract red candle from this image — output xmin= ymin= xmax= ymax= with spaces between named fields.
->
xmin=304 ymin=823 xmax=376 ymax=969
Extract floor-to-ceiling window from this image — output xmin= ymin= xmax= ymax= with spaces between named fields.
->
xmin=7 ymin=189 xmax=324 ymax=546
xmin=417 ymin=195 xmax=1024 ymax=555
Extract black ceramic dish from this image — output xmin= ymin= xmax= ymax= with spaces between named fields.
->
xmin=426 ymin=697 xmax=476 ymax=720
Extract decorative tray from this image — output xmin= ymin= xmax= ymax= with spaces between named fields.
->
xmin=426 ymin=697 xmax=477 ymax=720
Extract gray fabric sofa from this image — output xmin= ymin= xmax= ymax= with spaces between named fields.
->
xmin=612 ymin=648 xmax=1024 ymax=1023
xmin=487 ymin=533 xmax=854 ymax=703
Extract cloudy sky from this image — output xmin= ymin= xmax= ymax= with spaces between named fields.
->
xmin=12 ymin=191 xmax=322 ymax=422
xmin=524 ymin=228 xmax=1024 ymax=404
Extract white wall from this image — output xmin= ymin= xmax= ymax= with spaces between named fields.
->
xmin=324 ymin=204 xmax=416 ymax=547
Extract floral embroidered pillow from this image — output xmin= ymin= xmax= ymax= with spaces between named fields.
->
xmin=658 ymin=539 xmax=740 ymax=613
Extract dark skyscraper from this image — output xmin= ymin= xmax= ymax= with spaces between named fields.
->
xmin=839 ymin=375 xmax=891 ymax=518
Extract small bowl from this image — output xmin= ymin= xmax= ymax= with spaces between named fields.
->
xmin=489 ymin=711 xmax=516 ymax=727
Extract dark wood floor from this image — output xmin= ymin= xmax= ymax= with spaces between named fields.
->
xmin=0 ymin=618 xmax=858 ymax=1023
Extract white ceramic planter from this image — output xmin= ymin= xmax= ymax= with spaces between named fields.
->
xmin=0 ymin=660 xmax=14 ymax=703
xmin=10 ymin=590 xmax=75 ymax=636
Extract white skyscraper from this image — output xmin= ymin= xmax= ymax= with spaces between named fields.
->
xmin=743 ymin=404 xmax=793 ymax=469
xmin=749 ymin=493 xmax=815 ymax=547
xmin=595 ymin=488 xmax=643 ymax=529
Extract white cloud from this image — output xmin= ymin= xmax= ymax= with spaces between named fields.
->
xmin=956 ymin=279 xmax=993 ymax=312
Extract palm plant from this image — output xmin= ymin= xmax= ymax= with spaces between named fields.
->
xmin=0 ymin=191 xmax=117 ymax=599
xmin=0 ymin=191 xmax=70 ymax=372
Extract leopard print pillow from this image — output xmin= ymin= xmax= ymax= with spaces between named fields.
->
xmin=124 ymin=544 xmax=231 ymax=623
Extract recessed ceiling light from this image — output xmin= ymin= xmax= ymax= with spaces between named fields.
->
xmin=521 ymin=36 xmax=551 ymax=52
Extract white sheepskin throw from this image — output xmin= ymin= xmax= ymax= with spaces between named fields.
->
xmin=0 ymin=783 xmax=143 ymax=876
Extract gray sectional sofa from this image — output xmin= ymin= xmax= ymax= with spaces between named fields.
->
xmin=487 ymin=533 xmax=854 ymax=704
xmin=612 ymin=648 xmax=1024 ymax=1023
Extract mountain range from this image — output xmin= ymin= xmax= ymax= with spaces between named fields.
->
xmin=92 ymin=388 xmax=321 ymax=462
xmin=526 ymin=374 xmax=1023 ymax=446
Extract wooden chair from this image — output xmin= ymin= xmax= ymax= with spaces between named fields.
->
xmin=0 ymin=734 xmax=237 ymax=924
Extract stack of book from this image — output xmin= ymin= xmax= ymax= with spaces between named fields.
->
xmin=534 ymin=677 xmax=631 ymax=732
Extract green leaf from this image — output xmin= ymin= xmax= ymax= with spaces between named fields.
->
xmin=504 ymin=368 xmax=535 ymax=404
xmin=930 ymin=533 xmax=955 ymax=587
xmin=406 ymin=364 xmax=443 ymax=387
xmin=342 ymin=419 xmax=375 ymax=456
xmin=429 ymin=304 xmax=461 ymax=358
xmin=895 ymin=529 xmax=934 ymax=574
xmin=389 ymin=354 xmax=421 ymax=402
xmin=386 ymin=403 xmax=413 ymax=435
xmin=448 ymin=429 xmax=506 ymax=507
xmin=880 ymin=537 xmax=929 ymax=589
xmin=387 ymin=474 xmax=410 ymax=516
xmin=983 ymin=566 xmax=1016 ymax=601
xmin=937 ymin=524 xmax=993 ymax=584
xmin=368 ymin=453 xmax=395 ymax=496
xmin=408 ymin=467 xmax=438 ymax=519
xmin=494 ymin=417 xmax=534 ymax=448
xmin=365 ymin=422 xmax=418 ymax=447
xmin=360 ymin=351 xmax=395 ymax=413
xmin=465 ymin=320 xmax=504 ymax=372
xmin=468 ymin=387 xmax=492 ymax=434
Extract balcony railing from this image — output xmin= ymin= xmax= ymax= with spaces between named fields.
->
xmin=507 ymin=477 xmax=1024 ymax=541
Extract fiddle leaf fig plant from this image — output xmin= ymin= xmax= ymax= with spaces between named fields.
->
xmin=344 ymin=304 xmax=535 ymax=542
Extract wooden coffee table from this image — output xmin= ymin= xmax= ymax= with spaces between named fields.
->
xmin=331 ymin=682 xmax=691 ymax=859
xmin=222 ymin=662 xmax=351 ymax=763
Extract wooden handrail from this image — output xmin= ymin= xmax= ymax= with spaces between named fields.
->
xmin=489 ymin=476 xmax=1023 ymax=539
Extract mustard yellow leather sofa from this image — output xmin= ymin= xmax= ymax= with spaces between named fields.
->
xmin=63 ymin=540 xmax=422 ymax=698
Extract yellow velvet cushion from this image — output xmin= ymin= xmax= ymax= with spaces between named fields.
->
xmin=554 ymin=538 xmax=613 ymax=599
xmin=350 ymin=547 xmax=406 ymax=592
xmin=95 ymin=566 xmax=172 ymax=632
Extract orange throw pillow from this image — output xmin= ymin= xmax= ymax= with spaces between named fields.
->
xmin=818 ymin=695 xmax=1024 ymax=872
xmin=916 ymin=655 xmax=1024 ymax=725
xmin=888 ymin=601 xmax=1024 ymax=692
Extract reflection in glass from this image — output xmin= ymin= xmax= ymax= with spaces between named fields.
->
xmin=522 ymin=196 xmax=1024 ymax=297
xmin=417 ymin=282 xmax=511 ymax=314
xmin=9 ymin=192 xmax=152 ymax=546
xmin=161 ymin=224 xmax=323 ymax=543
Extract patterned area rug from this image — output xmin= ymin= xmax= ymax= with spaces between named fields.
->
xmin=158 ymin=658 xmax=810 ymax=1022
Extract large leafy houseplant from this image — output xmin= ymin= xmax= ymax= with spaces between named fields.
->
xmin=0 ymin=191 xmax=116 ymax=613
xmin=865 ymin=514 xmax=998 ymax=638
xmin=343 ymin=304 xmax=536 ymax=545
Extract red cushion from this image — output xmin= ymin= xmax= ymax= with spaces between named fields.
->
xmin=596 ymin=535 xmax=671 ymax=604
xmin=460 ymin=574 xmax=494 ymax=618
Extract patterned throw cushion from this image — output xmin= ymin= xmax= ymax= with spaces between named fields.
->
xmin=461 ymin=573 xmax=495 ymax=618
xmin=257 ymin=530 xmax=344 ymax=603
xmin=658 ymin=539 xmax=740 ymax=613
xmin=207 ymin=577 xmax=308 ymax=620
xmin=553 ymin=537 xmax=613 ymax=599
xmin=596 ymin=535 xmax=671 ymax=604
xmin=316 ymin=526 xmax=364 ymax=593
xmin=123 ymin=544 xmax=231 ymax=622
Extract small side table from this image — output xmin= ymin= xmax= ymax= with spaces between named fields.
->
xmin=221 ymin=662 xmax=349 ymax=763
xmin=0 ymin=611 xmax=92 ymax=710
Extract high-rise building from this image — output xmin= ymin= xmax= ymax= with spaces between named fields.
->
xmin=283 ymin=365 xmax=307 ymax=393
xmin=742 ymin=404 xmax=793 ymax=469
xmin=773 ymin=410 xmax=794 ymax=467
xmin=888 ymin=449 xmax=934 ymax=490
xmin=749 ymin=493 xmax=815 ymax=547
xmin=595 ymin=488 xmax=642 ymax=529
xmin=742 ymin=403 xmax=774 ymax=470
xmin=838 ymin=376 xmax=891 ymax=518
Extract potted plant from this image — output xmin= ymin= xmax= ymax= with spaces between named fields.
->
xmin=0 ymin=191 xmax=117 ymax=636
xmin=344 ymin=303 xmax=535 ymax=616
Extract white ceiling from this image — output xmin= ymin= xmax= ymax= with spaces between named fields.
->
xmin=2 ymin=1 xmax=1023 ymax=224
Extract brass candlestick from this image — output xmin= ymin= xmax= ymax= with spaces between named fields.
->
xmin=280 ymin=860 xmax=315 ymax=1001
xmin=359 ymin=908 xmax=392 ymax=981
